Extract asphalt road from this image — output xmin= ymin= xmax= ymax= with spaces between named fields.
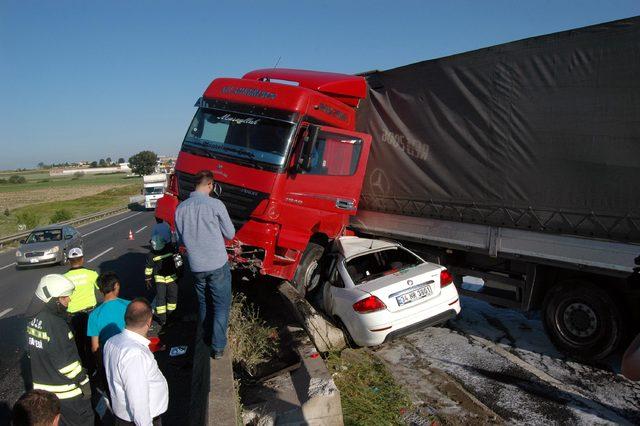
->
xmin=0 ymin=209 xmax=158 ymax=421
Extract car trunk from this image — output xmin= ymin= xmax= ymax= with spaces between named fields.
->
xmin=355 ymin=263 xmax=443 ymax=313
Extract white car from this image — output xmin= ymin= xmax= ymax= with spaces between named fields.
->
xmin=319 ymin=236 xmax=461 ymax=347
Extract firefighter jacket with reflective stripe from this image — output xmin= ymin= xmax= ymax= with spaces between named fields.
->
xmin=145 ymin=248 xmax=178 ymax=283
xmin=27 ymin=303 xmax=89 ymax=400
xmin=65 ymin=267 xmax=99 ymax=313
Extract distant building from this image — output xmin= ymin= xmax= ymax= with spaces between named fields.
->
xmin=50 ymin=163 xmax=131 ymax=176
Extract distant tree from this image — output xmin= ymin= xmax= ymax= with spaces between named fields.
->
xmin=3 ymin=208 xmax=9 ymax=216
xmin=128 ymin=151 xmax=158 ymax=176
xmin=0 ymin=179 xmax=7 ymax=184
xmin=99 ymin=158 xmax=107 ymax=167
xmin=37 ymin=162 xmax=45 ymax=169
xmin=90 ymin=161 xmax=98 ymax=168
xmin=106 ymin=157 xmax=112 ymax=165
xmin=8 ymin=175 xmax=26 ymax=184
xmin=118 ymin=157 xmax=125 ymax=164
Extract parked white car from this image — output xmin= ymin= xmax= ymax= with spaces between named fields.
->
xmin=318 ymin=236 xmax=461 ymax=347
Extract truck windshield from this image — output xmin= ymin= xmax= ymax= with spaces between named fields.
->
xmin=181 ymin=108 xmax=295 ymax=167
xmin=144 ymin=186 xmax=164 ymax=195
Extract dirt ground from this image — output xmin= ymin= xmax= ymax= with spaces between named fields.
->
xmin=0 ymin=184 xmax=128 ymax=211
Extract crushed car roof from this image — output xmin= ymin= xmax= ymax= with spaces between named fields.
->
xmin=337 ymin=236 xmax=398 ymax=259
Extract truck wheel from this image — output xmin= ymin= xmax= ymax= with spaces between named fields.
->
xmin=542 ymin=280 xmax=624 ymax=361
xmin=292 ymin=243 xmax=324 ymax=297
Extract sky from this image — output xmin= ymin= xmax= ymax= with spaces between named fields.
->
xmin=1 ymin=0 xmax=639 ymax=170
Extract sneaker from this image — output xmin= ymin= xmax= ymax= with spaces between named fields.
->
xmin=211 ymin=349 xmax=224 ymax=360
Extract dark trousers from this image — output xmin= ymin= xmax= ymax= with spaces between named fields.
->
xmin=115 ymin=415 xmax=162 ymax=425
xmin=60 ymin=397 xmax=94 ymax=426
xmin=70 ymin=311 xmax=95 ymax=375
xmin=155 ymin=282 xmax=178 ymax=324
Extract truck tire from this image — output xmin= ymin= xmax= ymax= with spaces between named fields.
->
xmin=292 ymin=243 xmax=324 ymax=297
xmin=542 ymin=280 xmax=624 ymax=361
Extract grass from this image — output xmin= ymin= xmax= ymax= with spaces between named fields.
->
xmin=0 ymin=184 xmax=140 ymax=238
xmin=228 ymin=292 xmax=279 ymax=376
xmin=327 ymin=349 xmax=414 ymax=426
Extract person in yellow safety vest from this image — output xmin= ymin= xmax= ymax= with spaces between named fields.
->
xmin=145 ymin=235 xmax=178 ymax=325
xmin=27 ymin=274 xmax=94 ymax=426
xmin=63 ymin=247 xmax=99 ymax=374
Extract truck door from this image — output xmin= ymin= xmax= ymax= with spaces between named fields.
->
xmin=284 ymin=125 xmax=372 ymax=219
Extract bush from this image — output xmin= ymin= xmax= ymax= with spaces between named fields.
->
xmin=3 ymin=208 xmax=9 ymax=216
xmin=8 ymin=175 xmax=27 ymax=184
xmin=50 ymin=209 xmax=73 ymax=223
xmin=228 ymin=292 xmax=278 ymax=375
xmin=0 ymin=178 xmax=6 ymax=184
xmin=16 ymin=211 xmax=40 ymax=229
xmin=38 ymin=179 xmax=50 ymax=183
xmin=71 ymin=171 xmax=85 ymax=180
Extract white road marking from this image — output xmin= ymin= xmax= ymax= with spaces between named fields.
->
xmin=135 ymin=225 xmax=148 ymax=234
xmin=0 ymin=307 xmax=13 ymax=318
xmin=86 ymin=247 xmax=114 ymax=263
xmin=0 ymin=262 xmax=17 ymax=271
xmin=82 ymin=212 xmax=143 ymax=237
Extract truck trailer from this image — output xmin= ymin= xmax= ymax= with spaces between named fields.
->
xmin=156 ymin=16 xmax=640 ymax=360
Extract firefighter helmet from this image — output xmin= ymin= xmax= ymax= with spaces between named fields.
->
xmin=35 ymin=274 xmax=75 ymax=303
xmin=150 ymin=234 xmax=166 ymax=251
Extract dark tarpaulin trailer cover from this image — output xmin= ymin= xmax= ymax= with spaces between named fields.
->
xmin=356 ymin=16 xmax=640 ymax=243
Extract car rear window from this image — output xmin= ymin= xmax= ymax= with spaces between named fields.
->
xmin=345 ymin=247 xmax=423 ymax=285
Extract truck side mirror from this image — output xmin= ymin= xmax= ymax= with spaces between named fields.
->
xmin=296 ymin=125 xmax=320 ymax=172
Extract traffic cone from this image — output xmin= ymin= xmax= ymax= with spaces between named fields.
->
xmin=128 ymin=229 xmax=134 ymax=240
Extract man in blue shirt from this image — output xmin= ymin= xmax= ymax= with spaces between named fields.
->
xmin=175 ymin=170 xmax=235 ymax=359
xmin=87 ymin=272 xmax=130 ymax=355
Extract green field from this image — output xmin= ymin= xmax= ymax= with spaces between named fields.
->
xmin=0 ymin=172 xmax=138 ymax=193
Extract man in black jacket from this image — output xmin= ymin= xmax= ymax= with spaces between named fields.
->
xmin=27 ymin=274 xmax=94 ymax=426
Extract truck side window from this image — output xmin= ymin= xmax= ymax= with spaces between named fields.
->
xmin=307 ymin=132 xmax=362 ymax=176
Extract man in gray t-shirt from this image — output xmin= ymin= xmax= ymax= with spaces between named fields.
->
xmin=174 ymin=170 xmax=235 ymax=358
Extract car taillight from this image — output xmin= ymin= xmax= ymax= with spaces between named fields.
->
xmin=440 ymin=269 xmax=453 ymax=287
xmin=353 ymin=296 xmax=386 ymax=313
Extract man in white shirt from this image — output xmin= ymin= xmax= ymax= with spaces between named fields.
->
xmin=103 ymin=298 xmax=168 ymax=425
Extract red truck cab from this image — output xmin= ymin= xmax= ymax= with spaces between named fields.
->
xmin=156 ymin=69 xmax=371 ymax=292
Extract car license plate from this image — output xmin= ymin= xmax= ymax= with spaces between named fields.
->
xmin=29 ymin=258 xmax=39 ymax=263
xmin=396 ymin=285 xmax=432 ymax=306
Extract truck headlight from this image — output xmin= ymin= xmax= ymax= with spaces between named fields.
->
xmin=15 ymin=250 xmax=22 ymax=257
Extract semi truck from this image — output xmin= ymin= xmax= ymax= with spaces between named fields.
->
xmin=143 ymin=174 xmax=167 ymax=210
xmin=156 ymin=16 xmax=640 ymax=360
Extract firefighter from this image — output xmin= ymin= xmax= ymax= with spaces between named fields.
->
xmin=27 ymin=274 xmax=94 ymax=426
xmin=145 ymin=234 xmax=178 ymax=325
xmin=63 ymin=247 xmax=99 ymax=374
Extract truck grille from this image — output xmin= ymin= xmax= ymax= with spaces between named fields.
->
xmin=176 ymin=171 xmax=269 ymax=227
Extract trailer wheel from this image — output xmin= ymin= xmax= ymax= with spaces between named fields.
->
xmin=542 ymin=280 xmax=624 ymax=361
xmin=292 ymin=243 xmax=324 ymax=297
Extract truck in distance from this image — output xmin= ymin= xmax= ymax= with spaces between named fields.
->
xmin=143 ymin=174 xmax=167 ymax=210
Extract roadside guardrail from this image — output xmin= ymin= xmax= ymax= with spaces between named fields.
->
xmin=0 ymin=205 xmax=133 ymax=248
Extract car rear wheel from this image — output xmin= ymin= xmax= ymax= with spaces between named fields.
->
xmin=335 ymin=317 xmax=359 ymax=349
xmin=292 ymin=243 xmax=324 ymax=297
xmin=542 ymin=280 xmax=624 ymax=361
